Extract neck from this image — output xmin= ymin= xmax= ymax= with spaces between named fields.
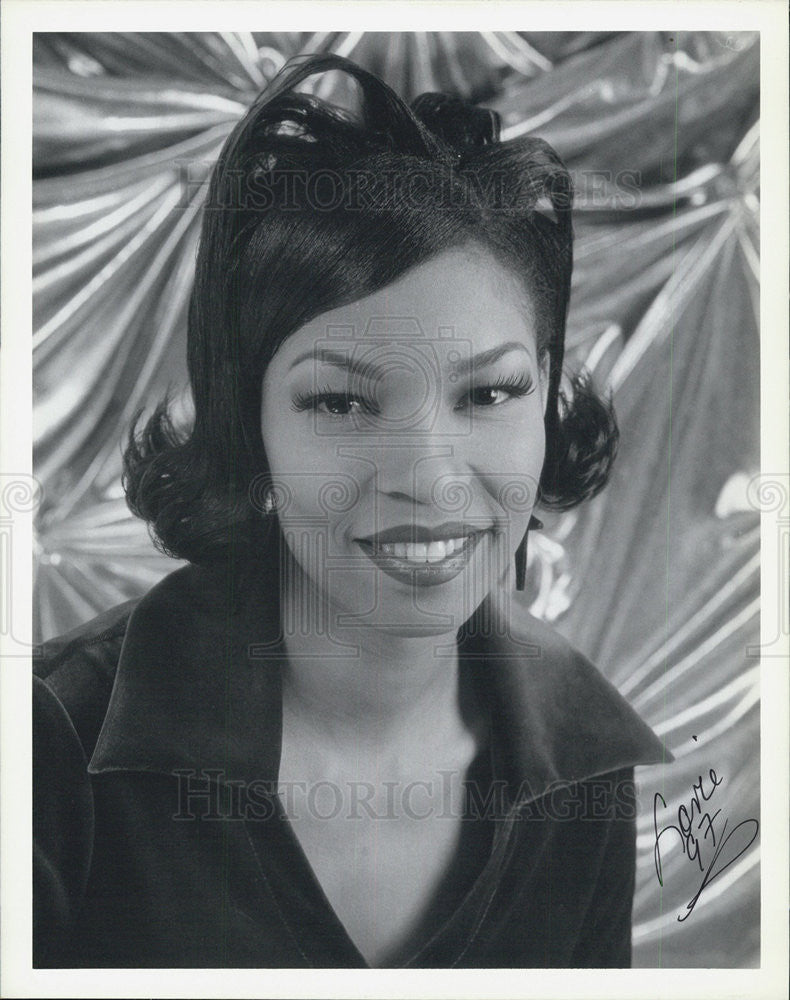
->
xmin=277 ymin=557 xmax=477 ymax=751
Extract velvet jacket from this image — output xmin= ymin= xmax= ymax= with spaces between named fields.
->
xmin=33 ymin=558 xmax=670 ymax=969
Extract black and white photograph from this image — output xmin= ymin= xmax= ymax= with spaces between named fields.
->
xmin=1 ymin=4 xmax=788 ymax=998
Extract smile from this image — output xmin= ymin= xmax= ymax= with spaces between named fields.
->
xmin=355 ymin=526 xmax=490 ymax=587
xmin=375 ymin=537 xmax=468 ymax=562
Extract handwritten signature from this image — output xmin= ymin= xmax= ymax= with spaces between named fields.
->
xmin=653 ymin=768 xmax=759 ymax=922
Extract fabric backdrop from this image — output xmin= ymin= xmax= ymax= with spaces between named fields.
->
xmin=32 ymin=31 xmax=760 ymax=968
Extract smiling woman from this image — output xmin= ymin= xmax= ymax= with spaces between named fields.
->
xmin=261 ymin=249 xmax=548 ymax=631
xmin=33 ymin=53 xmax=671 ymax=969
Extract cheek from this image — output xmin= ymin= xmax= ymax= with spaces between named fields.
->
xmin=260 ymin=379 xmax=320 ymax=471
xmin=472 ymin=411 xmax=546 ymax=505
xmin=260 ymin=393 xmax=356 ymax=531
xmin=477 ymin=431 xmax=543 ymax=469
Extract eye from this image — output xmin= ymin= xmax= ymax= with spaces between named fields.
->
xmin=316 ymin=394 xmax=362 ymax=416
xmin=291 ymin=387 xmax=379 ymax=418
xmin=458 ymin=372 xmax=535 ymax=410
xmin=468 ymin=386 xmax=519 ymax=406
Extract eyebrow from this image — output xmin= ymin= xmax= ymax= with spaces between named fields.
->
xmin=288 ymin=341 xmax=532 ymax=378
xmin=451 ymin=341 xmax=532 ymax=375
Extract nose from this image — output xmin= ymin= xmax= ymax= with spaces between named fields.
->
xmin=374 ymin=437 xmax=474 ymax=515
xmin=339 ymin=344 xmax=481 ymax=513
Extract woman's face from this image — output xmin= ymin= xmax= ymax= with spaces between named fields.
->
xmin=260 ymin=245 xmax=549 ymax=637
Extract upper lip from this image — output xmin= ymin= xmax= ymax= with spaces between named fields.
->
xmin=358 ymin=522 xmax=487 ymax=545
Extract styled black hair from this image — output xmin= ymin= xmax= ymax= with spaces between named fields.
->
xmin=124 ymin=53 xmax=618 ymax=564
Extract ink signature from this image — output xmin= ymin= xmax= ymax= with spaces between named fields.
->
xmin=653 ymin=768 xmax=759 ymax=922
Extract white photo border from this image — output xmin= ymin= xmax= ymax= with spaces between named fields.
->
xmin=2 ymin=2 xmax=787 ymax=998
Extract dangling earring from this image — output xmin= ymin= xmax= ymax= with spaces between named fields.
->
xmin=514 ymin=514 xmax=543 ymax=592
xmin=263 ymin=487 xmax=277 ymax=516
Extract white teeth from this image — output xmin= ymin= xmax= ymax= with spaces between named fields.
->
xmin=426 ymin=541 xmax=446 ymax=562
xmin=375 ymin=536 xmax=473 ymax=563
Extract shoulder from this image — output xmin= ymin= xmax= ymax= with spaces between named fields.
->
xmin=508 ymin=607 xmax=645 ymax=727
xmin=35 ymin=597 xmax=137 ymax=680
xmin=33 ymin=564 xmax=207 ymax=715
xmin=474 ymin=599 xmax=672 ymax=791
xmin=32 ymin=561 xmax=261 ymax=764
xmin=33 ymin=599 xmax=147 ymax=965
xmin=34 ymin=598 xmax=139 ymax=757
xmin=523 ymin=613 xmax=631 ymax=711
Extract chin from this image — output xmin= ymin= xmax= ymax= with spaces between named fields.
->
xmin=323 ymin=572 xmax=487 ymax=640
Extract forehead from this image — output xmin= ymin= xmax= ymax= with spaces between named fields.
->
xmin=270 ymin=247 xmax=537 ymax=368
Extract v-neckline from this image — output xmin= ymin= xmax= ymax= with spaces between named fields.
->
xmin=245 ymin=713 xmax=515 ymax=968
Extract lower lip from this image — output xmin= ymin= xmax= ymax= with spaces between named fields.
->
xmin=355 ymin=532 xmax=488 ymax=587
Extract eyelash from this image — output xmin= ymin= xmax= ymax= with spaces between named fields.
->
xmin=290 ymin=373 xmax=535 ymax=417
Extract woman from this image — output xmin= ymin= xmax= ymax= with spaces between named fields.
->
xmin=33 ymin=53 xmax=669 ymax=969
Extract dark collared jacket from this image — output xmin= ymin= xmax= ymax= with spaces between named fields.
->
xmin=33 ymin=560 xmax=669 ymax=969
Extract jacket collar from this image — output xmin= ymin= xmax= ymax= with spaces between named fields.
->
xmin=88 ymin=550 xmax=671 ymax=801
